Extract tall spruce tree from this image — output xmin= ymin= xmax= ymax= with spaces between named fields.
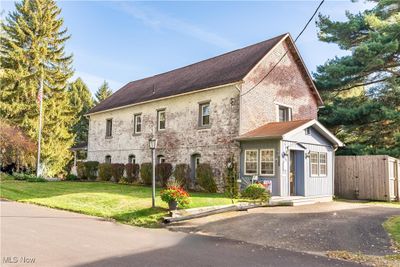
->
xmin=68 ymin=78 xmax=93 ymax=145
xmin=95 ymin=81 xmax=112 ymax=104
xmin=314 ymin=0 xmax=400 ymax=157
xmin=0 ymin=0 xmax=74 ymax=176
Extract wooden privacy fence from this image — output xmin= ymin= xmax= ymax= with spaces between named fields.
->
xmin=335 ymin=155 xmax=400 ymax=201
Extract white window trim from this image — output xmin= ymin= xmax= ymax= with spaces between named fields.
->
xmin=134 ymin=114 xmax=142 ymax=134
xmin=244 ymin=149 xmax=258 ymax=176
xmin=157 ymin=109 xmax=166 ymax=131
xmin=275 ymin=102 xmax=293 ymax=122
xmin=310 ymin=152 xmax=319 ymax=177
xmin=319 ymin=152 xmax=328 ymax=177
xmin=200 ymin=103 xmax=210 ymax=126
xmin=310 ymin=152 xmax=328 ymax=177
xmin=259 ymin=149 xmax=275 ymax=176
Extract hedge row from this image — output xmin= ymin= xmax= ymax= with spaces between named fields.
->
xmin=75 ymin=161 xmax=219 ymax=192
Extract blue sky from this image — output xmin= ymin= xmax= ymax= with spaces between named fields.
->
xmin=1 ymin=1 xmax=373 ymax=94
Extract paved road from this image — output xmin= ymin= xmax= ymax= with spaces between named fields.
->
xmin=0 ymin=200 xmax=361 ymax=267
xmin=169 ymin=202 xmax=400 ymax=256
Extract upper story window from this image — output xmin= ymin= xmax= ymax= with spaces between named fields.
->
xmin=105 ymin=155 xmax=111 ymax=164
xmin=199 ymin=102 xmax=210 ymax=127
xmin=157 ymin=109 xmax=166 ymax=131
xmin=278 ymin=106 xmax=292 ymax=122
xmin=105 ymin=119 xmax=112 ymax=137
xmin=134 ymin=114 xmax=142 ymax=134
xmin=157 ymin=155 xmax=166 ymax=164
xmin=128 ymin=154 xmax=136 ymax=164
xmin=244 ymin=150 xmax=258 ymax=175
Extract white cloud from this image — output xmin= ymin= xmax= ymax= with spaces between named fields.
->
xmin=117 ymin=2 xmax=237 ymax=50
xmin=71 ymin=71 xmax=124 ymax=94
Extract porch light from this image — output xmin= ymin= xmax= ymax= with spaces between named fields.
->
xmin=305 ymin=150 xmax=311 ymax=158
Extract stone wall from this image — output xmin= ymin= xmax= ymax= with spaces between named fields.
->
xmin=87 ymin=85 xmax=240 ymax=190
xmin=240 ymin=37 xmax=319 ymax=134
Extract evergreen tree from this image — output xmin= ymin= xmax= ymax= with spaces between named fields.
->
xmin=314 ymin=0 xmax=400 ymax=157
xmin=0 ymin=0 xmax=74 ymax=176
xmin=68 ymin=78 xmax=93 ymax=145
xmin=95 ymin=81 xmax=113 ymax=104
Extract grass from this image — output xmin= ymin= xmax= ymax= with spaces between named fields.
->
xmin=0 ymin=174 xmax=237 ymax=227
xmin=327 ymin=251 xmax=399 ymax=267
xmin=384 ymin=216 xmax=400 ymax=249
xmin=335 ymin=198 xmax=400 ymax=208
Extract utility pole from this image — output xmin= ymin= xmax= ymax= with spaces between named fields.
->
xmin=36 ymin=73 xmax=44 ymax=177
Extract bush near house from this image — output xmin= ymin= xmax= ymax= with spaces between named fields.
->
xmin=173 ymin=164 xmax=191 ymax=189
xmin=84 ymin=161 xmax=99 ymax=181
xmin=140 ymin=163 xmax=152 ymax=185
xmin=12 ymin=172 xmax=47 ymax=182
xmin=98 ymin=163 xmax=112 ymax=181
xmin=196 ymin=163 xmax=217 ymax=193
xmin=77 ymin=162 xmax=86 ymax=179
xmin=156 ymin=163 xmax=173 ymax=187
xmin=110 ymin=163 xmax=125 ymax=183
xmin=65 ymin=174 xmax=78 ymax=181
xmin=241 ymin=183 xmax=270 ymax=202
xmin=125 ymin=163 xmax=140 ymax=183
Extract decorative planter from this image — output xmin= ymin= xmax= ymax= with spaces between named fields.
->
xmin=168 ymin=200 xmax=178 ymax=211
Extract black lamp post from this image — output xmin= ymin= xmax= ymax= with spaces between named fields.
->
xmin=149 ymin=138 xmax=157 ymax=208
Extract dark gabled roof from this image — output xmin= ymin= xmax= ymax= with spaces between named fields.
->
xmin=87 ymin=34 xmax=288 ymax=114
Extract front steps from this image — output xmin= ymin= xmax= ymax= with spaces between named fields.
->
xmin=269 ymin=195 xmax=333 ymax=206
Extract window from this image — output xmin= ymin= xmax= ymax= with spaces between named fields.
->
xmin=199 ymin=102 xmax=210 ymax=127
xmin=310 ymin=152 xmax=319 ymax=176
xmin=319 ymin=153 xmax=327 ymax=176
xmin=157 ymin=110 xmax=166 ymax=130
xmin=305 ymin=127 xmax=311 ymax=135
xmin=310 ymin=152 xmax=328 ymax=176
xmin=244 ymin=150 xmax=258 ymax=175
xmin=105 ymin=155 xmax=111 ymax=164
xmin=134 ymin=114 xmax=142 ymax=134
xmin=106 ymin=119 xmax=112 ymax=137
xmin=128 ymin=154 xmax=136 ymax=164
xmin=260 ymin=149 xmax=275 ymax=175
xmin=278 ymin=106 xmax=292 ymax=122
xmin=157 ymin=155 xmax=166 ymax=164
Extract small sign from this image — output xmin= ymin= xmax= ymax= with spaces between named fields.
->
xmin=263 ymin=180 xmax=273 ymax=193
xmin=252 ymin=175 xmax=258 ymax=182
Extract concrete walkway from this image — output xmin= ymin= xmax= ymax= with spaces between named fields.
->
xmin=0 ymin=200 xmax=361 ymax=267
xmin=168 ymin=201 xmax=400 ymax=256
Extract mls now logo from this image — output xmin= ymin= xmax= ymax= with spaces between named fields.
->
xmin=2 ymin=257 xmax=18 ymax=264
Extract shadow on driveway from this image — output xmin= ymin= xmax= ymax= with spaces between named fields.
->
xmin=169 ymin=204 xmax=400 ymax=256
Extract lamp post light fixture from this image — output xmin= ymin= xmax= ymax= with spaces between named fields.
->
xmin=149 ymin=138 xmax=157 ymax=208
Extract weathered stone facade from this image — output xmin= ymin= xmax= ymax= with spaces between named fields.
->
xmin=87 ymin=36 xmax=320 ymax=191
xmin=88 ymin=85 xmax=240 ymax=190
xmin=240 ymin=37 xmax=318 ymax=134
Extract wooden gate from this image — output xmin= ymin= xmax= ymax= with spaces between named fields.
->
xmin=335 ymin=155 xmax=400 ymax=201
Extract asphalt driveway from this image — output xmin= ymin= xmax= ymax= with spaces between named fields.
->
xmin=0 ymin=200 xmax=360 ymax=267
xmin=168 ymin=201 xmax=400 ymax=256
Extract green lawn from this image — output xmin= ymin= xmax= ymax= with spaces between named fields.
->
xmin=0 ymin=175 xmax=235 ymax=227
xmin=384 ymin=216 xmax=400 ymax=249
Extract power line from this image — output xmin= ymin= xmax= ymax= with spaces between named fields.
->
xmin=241 ymin=0 xmax=325 ymax=97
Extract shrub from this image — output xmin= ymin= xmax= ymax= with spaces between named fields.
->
xmin=84 ymin=161 xmax=99 ymax=181
xmin=241 ymin=183 xmax=270 ymax=202
xmin=77 ymin=162 xmax=86 ymax=179
xmin=98 ymin=163 xmax=112 ymax=181
xmin=196 ymin=163 xmax=217 ymax=193
xmin=65 ymin=174 xmax=78 ymax=181
xmin=140 ymin=163 xmax=152 ymax=185
xmin=111 ymin=163 xmax=125 ymax=183
xmin=13 ymin=172 xmax=47 ymax=182
xmin=125 ymin=163 xmax=140 ymax=183
xmin=173 ymin=164 xmax=191 ymax=189
xmin=26 ymin=176 xmax=47 ymax=182
xmin=160 ymin=185 xmax=190 ymax=208
xmin=156 ymin=163 xmax=173 ymax=187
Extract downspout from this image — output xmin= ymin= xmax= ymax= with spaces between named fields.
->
xmin=332 ymin=145 xmax=338 ymax=198
xmin=235 ymin=84 xmax=242 ymax=135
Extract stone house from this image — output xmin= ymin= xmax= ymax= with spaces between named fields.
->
xmin=85 ymin=33 xmax=343 ymax=198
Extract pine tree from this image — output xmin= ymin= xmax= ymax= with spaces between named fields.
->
xmin=95 ymin=81 xmax=113 ymax=104
xmin=314 ymin=0 xmax=400 ymax=157
xmin=0 ymin=0 xmax=74 ymax=176
xmin=68 ymin=78 xmax=94 ymax=145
